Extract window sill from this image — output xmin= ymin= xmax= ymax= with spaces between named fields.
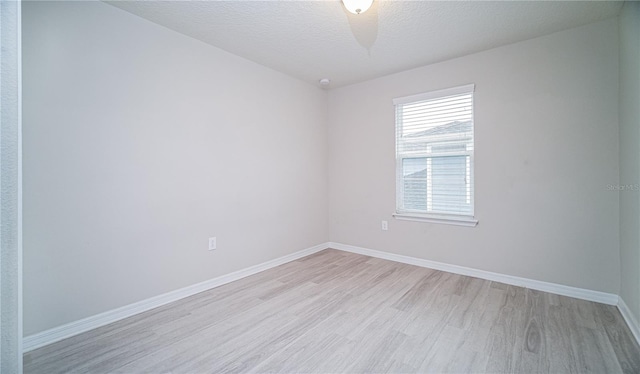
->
xmin=393 ymin=213 xmax=478 ymax=227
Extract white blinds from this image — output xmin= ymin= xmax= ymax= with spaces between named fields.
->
xmin=394 ymin=85 xmax=475 ymax=217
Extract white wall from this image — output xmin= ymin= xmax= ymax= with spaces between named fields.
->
xmin=1 ymin=0 xmax=23 ymax=370
xmin=619 ymin=1 xmax=640 ymax=325
xmin=22 ymin=0 xmax=628 ymax=339
xmin=22 ymin=1 xmax=328 ymax=336
xmin=328 ymin=19 xmax=620 ymax=294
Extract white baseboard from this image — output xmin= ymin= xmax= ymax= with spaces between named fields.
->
xmin=618 ymin=297 xmax=640 ymax=346
xmin=23 ymin=243 xmax=327 ymax=353
xmin=25 ymin=241 xmax=626 ymax=353
xmin=328 ymin=242 xmax=619 ymax=306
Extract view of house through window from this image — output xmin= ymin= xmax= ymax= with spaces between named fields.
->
xmin=394 ymin=85 xmax=475 ymax=218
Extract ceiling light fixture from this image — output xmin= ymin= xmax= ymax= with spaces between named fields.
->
xmin=342 ymin=0 xmax=373 ymax=15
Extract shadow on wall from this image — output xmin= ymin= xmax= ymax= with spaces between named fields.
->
xmin=344 ymin=1 xmax=379 ymax=52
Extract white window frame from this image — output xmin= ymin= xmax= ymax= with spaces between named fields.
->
xmin=392 ymin=84 xmax=478 ymax=227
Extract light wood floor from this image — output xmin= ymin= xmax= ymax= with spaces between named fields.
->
xmin=24 ymin=249 xmax=640 ymax=373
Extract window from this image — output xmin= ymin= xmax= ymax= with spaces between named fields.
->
xmin=393 ymin=84 xmax=477 ymax=226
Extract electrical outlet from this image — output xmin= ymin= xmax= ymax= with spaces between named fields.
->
xmin=209 ymin=237 xmax=217 ymax=250
xmin=381 ymin=220 xmax=388 ymax=231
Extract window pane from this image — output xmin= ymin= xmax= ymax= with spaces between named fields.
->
xmin=402 ymin=158 xmax=427 ymax=211
xmin=395 ymin=86 xmax=474 ymax=218
xmin=431 ymin=155 xmax=471 ymax=214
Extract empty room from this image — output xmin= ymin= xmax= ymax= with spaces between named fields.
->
xmin=1 ymin=0 xmax=640 ymax=372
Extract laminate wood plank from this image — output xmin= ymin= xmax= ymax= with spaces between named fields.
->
xmin=446 ymin=276 xmax=489 ymax=330
xmin=347 ymin=329 xmax=408 ymax=373
xmin=246 ymin=310 xmax=351 ymax=374
xmin=565 ymin=297 xmax=600 ymax=330
xmin=392 ymin=283 xmax=471 ymax=370
xmin=384 ymin=359 xmax=417 ymax=374
xmin=213 ymin=295 xmax=352 ymax=372
xmin=297 ymin=248 xmax=344 ymax=263
xmin=264 ymin=332 xmax=349 ymax=374
xmin=396 ymin=271 xmax=462 ymax=338
xmin=109 ymin=282 xmax=308 ymax=371
xmin=343 ymin=260 xmax=416 ymax=298
xmin=596 ymin=303 xmax=640 ymax=374
xmin=339 ymin=286 xmax=413 ymax=341
xmin=118 ymin=282 xmax=325 ymax=372
xmin=517 ymin=289 xmax=547 ymax=373
xmin=392 ymin=269 xmax=443 ymax=312
xmin=319 ymin=308 xmax=401 ymax=373
xmin=573 ymin=325 xmax=623 ymax=373
xmin=544 ymin=304 xmax=580 ymax=373
xmin=24 ymin=249 xmax=640 ymax=374
xmin=485 ymin=306 xmax=525 ymax=373
xmin=78 ymin=281 xmax=287 ymax=372
xmin=308 ymin=253 xmax=372 ymax=284
xmin=275 ymin=250 xmax=346 ymax=284
xmin=186 ymin=288 xmax=353 ymax=373
xmin=114 ymin=310 xmax=286 ymax=372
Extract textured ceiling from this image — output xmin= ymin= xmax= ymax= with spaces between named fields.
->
xmin=106 ymin=1 xmax=623 ymax=88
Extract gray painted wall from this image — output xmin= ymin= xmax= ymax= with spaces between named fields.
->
xmin=619 ymin=1 xmax=640 ymax=326
xmin=1 ymin=0 xmax=23 ymax=372
xmin=22 ymin=1 xmax=328 ymax=335
xmin=328 ymin=19 xmax=621 ymax=294
xmin=22 ymin=0 xmax=632 ymax=342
